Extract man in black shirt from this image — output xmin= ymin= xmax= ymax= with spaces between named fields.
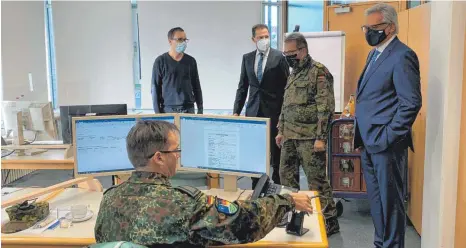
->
xmin=151 ymin=27 xmax=203 ymax=114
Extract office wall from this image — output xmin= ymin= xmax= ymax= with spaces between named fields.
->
xmin=138 ymin=1 xmax=259 ymax=110
xmin=397 ymin=10 xmax=408 ymax=44
xmin=52 ymin=1 xmax=134 ymax=108
xmin=2 ymin=1 xmax=261 ymax=111
xmin=326 ymin=1 xmax=401 ymax=104
xmin=455 ymin=26 xmax=466 ymax=248
xmin=1 ymin=1 xmax=48 ymax=102
xmin=422 ymin=1 xmax=465 ymax=247
xmin=404 ymin=3 xmax=431 ymax=235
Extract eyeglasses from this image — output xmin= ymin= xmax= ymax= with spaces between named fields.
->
xmin=283 ymin=48 xmax=302 ymax=57
xmin=147 ymin=148 xmax=181 ymax=159
xmin=171 ymin=38 xmax=189 ymax=43
xmin=361 ymin=22 xmax=390 ymax=32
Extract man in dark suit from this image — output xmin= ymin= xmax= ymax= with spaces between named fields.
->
xmin=233 ymin=24 xmax=289 ymax=187
xmin=354 ymin=4 xmax=422 ymax=248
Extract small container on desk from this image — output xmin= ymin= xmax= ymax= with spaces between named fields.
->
xmin=327 ymin=118 xmax=367 ymax=217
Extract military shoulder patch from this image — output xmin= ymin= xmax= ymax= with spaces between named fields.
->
xmin=313 ymin=61 xmax=325 ymax=69
xmin=214 ymin=197 xmax=238 ymax=216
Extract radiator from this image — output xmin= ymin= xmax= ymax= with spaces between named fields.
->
xmin=1 ymin=169 xmax=36 ymax=186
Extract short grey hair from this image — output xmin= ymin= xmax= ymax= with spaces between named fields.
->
xmin=365 ymin=3 xmax=399 ymax=35
xmin=126 ymin=120 xmax=179 ymax=168
xmin=284 ymin=32 xmax=308 ymax=51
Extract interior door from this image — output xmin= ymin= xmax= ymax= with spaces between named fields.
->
xmin=326 ymin=1 xmax=401 ymax=104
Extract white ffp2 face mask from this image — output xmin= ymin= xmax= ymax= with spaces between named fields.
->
xmin=257 ymin=38 xmax=270 ymax=52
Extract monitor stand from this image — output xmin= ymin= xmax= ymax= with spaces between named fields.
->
xmin=64 ymin=145 xmax=74 ymax=158
xmin=4 ymin=112 xmax=47 ymax=156
xmin=12 ymin=112 xmax=26 ymax=156
xmin=223 ymin=175 xmax=238 ymax=192
xmin=13 ymin=112 xmax=25 ymax=147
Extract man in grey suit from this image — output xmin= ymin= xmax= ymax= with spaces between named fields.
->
xmin=233 ymin=24 xmax=290 ymax=187
xmin=353 ymin=4 xmax=422 ymax=248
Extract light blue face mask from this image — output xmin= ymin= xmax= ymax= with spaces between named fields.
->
xmin=176 ymin=42 xmax=187 ymax=53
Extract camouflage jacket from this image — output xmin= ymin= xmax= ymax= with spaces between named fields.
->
xmin=278 ymin=55 xmax=335 ymax=140
xmin=95 ymin=171 xmax=295 ymax=247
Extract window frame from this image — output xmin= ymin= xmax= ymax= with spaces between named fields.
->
xmin=131 ymin=0 xmax=142 ymax=109
xmin=44 ymin=0 xmax=58 ymax=109
xmin=261 ymin=1 xmax=283 ymax=51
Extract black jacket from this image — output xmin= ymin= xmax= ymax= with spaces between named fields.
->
xmin=233 ymin=48 xmax=289 ymax=123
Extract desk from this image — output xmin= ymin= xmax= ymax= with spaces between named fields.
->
xmin=1 ymin=149 xmax=74 ymax=170
xmin=2 ymin=188 xmax=98 ymax=248
xmin=206 ymin=189 xmax=328 ymax=248
xmin=1 ymin=188 xmax=328 ymax=248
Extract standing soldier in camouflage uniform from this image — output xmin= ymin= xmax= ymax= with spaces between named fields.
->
xmin=95 ymin=120 xmax=314 ymax=247
xmin=276 ymin=32 xmax=339 ymax=236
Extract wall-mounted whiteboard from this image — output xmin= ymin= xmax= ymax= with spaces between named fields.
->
xmin=285 ymin=31 xmax=346 ymax=112
xmin=138 ymin=1 xmax=260 ymax=110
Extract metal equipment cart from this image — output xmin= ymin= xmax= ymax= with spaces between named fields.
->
xmin=327 ymin=118 xmax=409 ymax=217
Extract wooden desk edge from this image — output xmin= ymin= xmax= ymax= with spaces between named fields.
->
xmin=315 ymin=193 xmax=329 ymax=247
xmin=2 ymin=145 xmax=71 ymax=150
xmin=1 ymin=237 xmax=95 ymax=245
xmin=1 ymin=164 xmax=74 ymax=170
xmin=1 ymin=237 xmax=327 ymax=248
xmin=1 ymin=159 xmax=74 ymax=164
xmin=225 ymin=241 xmax=328 ymax=247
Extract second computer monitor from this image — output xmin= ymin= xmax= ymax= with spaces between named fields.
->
xmin=60 ymin=104 xmax=128 ymax=144
xmin=73 ymin=114 xmax=175 ymax=177
xmin=179 ymin=115 xmax=270 ymax=177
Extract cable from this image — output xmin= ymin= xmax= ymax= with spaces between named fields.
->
xmin=206 ymin=173 xmax=221 ymax=179
xmin=236 ymin=189 xmax=247 ymax=201
xmin=1 ymin=150 xmax=16 ymax=158
xmin=206 ymin=174 xmax=245 ymax=181
xmin=1 ymin=132 xmax=36 ymax=158
xmin=1 ymin=170 xmax=12 ymax=189
xmin=0 ymin=132 xmax=37 ymax=156
xmin=23 ymin=131 xmax=38 ymax=145
xmin=2 ymin=186 xmax=41 ymax=196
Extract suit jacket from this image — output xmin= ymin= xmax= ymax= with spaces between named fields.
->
xmin=354 ymin=37 xmax=422 ymax=154
xmin=233 ymin=48 xmax=290 ymax=123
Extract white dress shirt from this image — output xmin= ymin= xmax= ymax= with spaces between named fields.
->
xmin=375 ymin=35 xmax=396 ymax=60
xmin=254 ymin=48 xmax=270 ymax=77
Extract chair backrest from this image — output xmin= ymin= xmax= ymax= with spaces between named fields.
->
xmin=77 ymin=178 xmax=104 ymax=192
xmin=87 ymin=241 xmax=148 ymax=248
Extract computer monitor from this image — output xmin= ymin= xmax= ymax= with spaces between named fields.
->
xmin=60 ymin=104 xmax=127 ymax=144
xmin=179 ymin=114 xmax=270 ymax=190
xmin=2 ymin=101 xmax=58 ymax=143
xmin=72 ymin=114 xmax=176 ymax=177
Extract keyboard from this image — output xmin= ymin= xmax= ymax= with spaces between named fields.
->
xmin=266 ymin=183 xmax=299 ymax=196
xmin=266 ymin=183 xmax=282 ymax=195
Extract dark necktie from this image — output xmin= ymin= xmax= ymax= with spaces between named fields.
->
xmin=257 ymin=53 xmax=264 ymax=82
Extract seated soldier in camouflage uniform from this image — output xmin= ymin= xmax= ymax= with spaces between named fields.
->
xmin=276 ymin=32 xmax=340 ymax=236
xmin=95 ymin=120 xmax=314 ymax=247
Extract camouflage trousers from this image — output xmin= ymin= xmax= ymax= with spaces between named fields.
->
xmin=279 ymin=139 xmax=338 ymax=221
